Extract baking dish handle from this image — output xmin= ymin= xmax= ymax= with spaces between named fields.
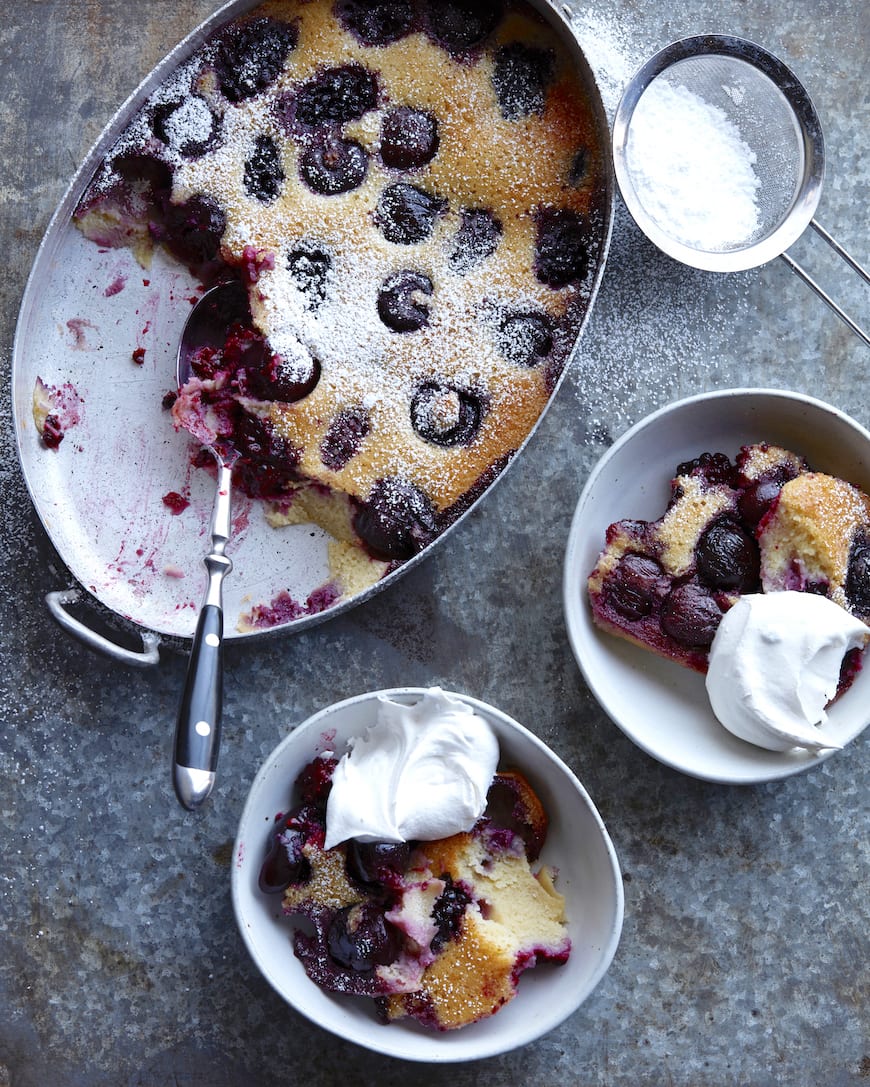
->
xmin=46 ymin=589 xmax=161 ymax=667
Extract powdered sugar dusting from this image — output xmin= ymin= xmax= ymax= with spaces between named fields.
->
xmin=569 ymin=6 xmax=641 ymax=118
xmin=626 ymin=79 xmax=762 ymax=250
xmin=564 ymin=5 xmax=762 ymax=443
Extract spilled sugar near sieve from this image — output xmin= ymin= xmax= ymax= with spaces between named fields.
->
xmin=612 ymin=34 xmax=870 ymax=346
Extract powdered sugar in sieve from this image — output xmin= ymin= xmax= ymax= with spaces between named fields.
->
xmin=612 ymin=35 xmax=870 ymax=346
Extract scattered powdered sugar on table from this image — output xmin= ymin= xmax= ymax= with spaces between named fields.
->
xmin=556 ymin=8 xmax=769 ymax=441
xmin=563 ymin=7 xmax=761 ymax=439
xmin=625 ymin=78 xmax=762 ymax=251
xmin=569 ymin=6 xmax=640 ymax=118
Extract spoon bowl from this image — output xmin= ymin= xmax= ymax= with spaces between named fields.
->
xmin=175 ymin=279 xmax=249 ymax=385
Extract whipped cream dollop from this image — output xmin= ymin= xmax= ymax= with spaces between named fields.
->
xmin=324 ymin=688 xmax=499 ymax=849
xmin=706 ymin=592 xmax=869 ymax=752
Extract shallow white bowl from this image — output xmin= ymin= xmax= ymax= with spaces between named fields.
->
xmin=231 ymin=688 xmax=624 ymax=1062
xmin=564 ymin=388 xmax=870 ymax=784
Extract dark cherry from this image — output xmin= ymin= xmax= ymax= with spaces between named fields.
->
xmin=738 ymin=459 xmax=803 ymax=522
xmin=424 ymin=0 xmax=502 ymax=53
xmin=243 ymin=134 xmax=285 ymax=202
xmin=845 ymin=532 xmax=870 ymax=615
xmin=483 ymin=773 xmax=546 ymax=861
xmin=232 ymin=408 xmax=273 ymax=460
xmin=353 ymin=477 xmax=437 ymax=560
xmin=295 ymin=755 xmax=338 ymax=805
xmin=294 ymin=64 xmax=378 ymax=127
xmin=492 ymin=42 xmax=554 ymax=120
xmin=534 ymin=207 xmax=590 ymax=288
xmin=320 ymin=407 xmax=371 ymax=470
xmin=327 ymin=903 xmax=403 ymax=971
xmin=231 ymin=410 xmax=301 ymax=498
xmin=607 ymin=553 xmax=664 ymax=620
xmin=345 ymin=840 xmax=411 ymax=888
xmin=214 ymin=17 xmax=297 ymax=103
xmin=380 ymin=107 xmax=440 ymax=169
xmin=151 ymin=95 xmax=222 ymax=158
xmin=696 ymin=519 xmax=760 ymax=592
xmin=375 ymin=183 xmax=446 ymax=244
xmin=162 ymin=491 xmax=189 ymax=515
xmin=449 ymin=207 xmax=502 ymax=272
xmin=430 ymin=876 xmax=471 ymax=953
xmin=660 ymin=583 xmax=722 ymax=647
xmin=111 ymin=152 xmax=173 ymax=203
xmin=189 ymin=344 xmax=220 ymax=381
xmin=335 ymin=0 xmax=415 ymax=46
xmin=497 ymin=310 xmax=554 ymax=367
xmin=287 ymin=243 xmax=332 ymax=308
xmin=411 ymin=381 xmax=483 ymax=447
xmin=377 ymin=270 xmax=433 ymax=332
xmin=226 ymin=335 xmax=269 ymax=387
xmin=738 ymin=477 xmax=783 ymax=526
xmin=41 ymin=414 xmax=64 ymax=449
xmin=239 ymin=350 xmax=321 ymax=404
xmin=675 ymin=451 xmax=735 ymax=488
xmin=258 ymin=811 xmax=312 ymax=894
xmin=163 ymin=194 xmax=226 ymax=265
xmin=300 ymin=132 xmax=368 ymax=195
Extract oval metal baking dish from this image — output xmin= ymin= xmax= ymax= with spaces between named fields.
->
xmin=12 ymin=0 xmax=613 ymax=664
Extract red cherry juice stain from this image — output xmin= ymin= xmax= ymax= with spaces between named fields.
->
xmin=242 ymin=583 xmax=341 ymax=629
xmin=231 ymin=503 xmax=252 ymax=536
xmin=317 ymin=728 xmax=338 ymax=755
xmin=66 ymin=318 xmax=98 ymax=349
xmin=104 ymin=274 xmax=127 ymax=297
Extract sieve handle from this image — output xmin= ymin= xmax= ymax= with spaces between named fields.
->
xmin=779 ymin=250 xmax=870 ymax=348
xmin=810 ymin=220 xmax=870 ymax=288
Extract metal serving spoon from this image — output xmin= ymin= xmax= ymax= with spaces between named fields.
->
xmin=172 ymin=279 xmax=248 ymax=811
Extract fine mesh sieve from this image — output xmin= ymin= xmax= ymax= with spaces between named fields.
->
xmin=613 ymin=35 xmax=870 ymax=346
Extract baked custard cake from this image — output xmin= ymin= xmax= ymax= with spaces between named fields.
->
xmin=74 ymin=0 xmax=607 ymax=594
xmin=587 ymin=443 xmax=870 ymax=673
xmin=258 ymin=758 xmax=569 ymax=1030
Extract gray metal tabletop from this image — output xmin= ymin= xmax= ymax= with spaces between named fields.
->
xmin=1 ymin=1 xmax=868 ymax=1084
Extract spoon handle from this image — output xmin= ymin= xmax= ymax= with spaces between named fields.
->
xmin=173 ymin=459 xmax=233 ymax=810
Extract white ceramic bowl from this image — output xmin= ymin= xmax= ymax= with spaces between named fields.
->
xmin=231 ymin=688 xmax=624 ymax=1062
xmin=564 ymin=388 xmax=870 ymax=784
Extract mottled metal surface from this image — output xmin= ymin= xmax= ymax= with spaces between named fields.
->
xmin=1 ymin=1 xmax=868 ymax=1085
